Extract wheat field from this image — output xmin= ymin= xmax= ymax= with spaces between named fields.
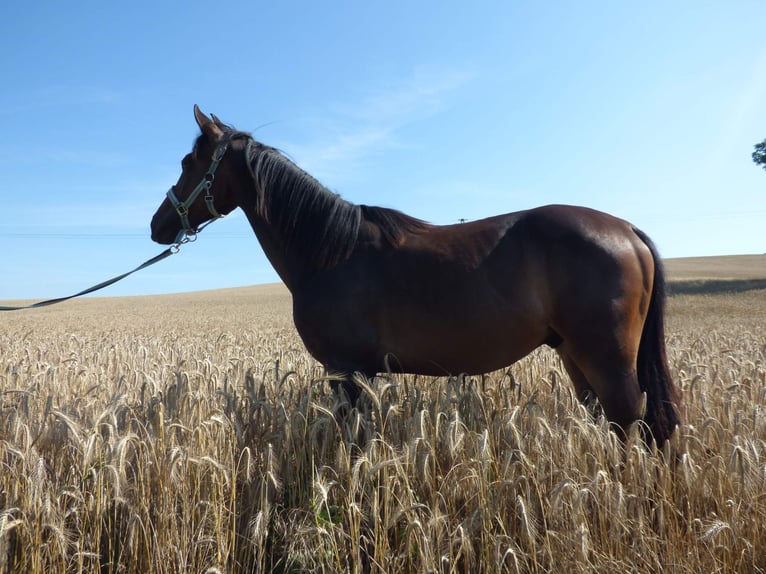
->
xmin=1 ymin=272 xmax=765 ymax=572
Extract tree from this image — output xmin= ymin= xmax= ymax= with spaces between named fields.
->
xmin=754 ymin=139 xmax=766 ymax=171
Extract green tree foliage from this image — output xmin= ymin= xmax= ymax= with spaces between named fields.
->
xmin=754 ymin=139 xmax=766 ymax=171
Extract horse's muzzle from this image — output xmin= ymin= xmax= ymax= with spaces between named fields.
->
xmin=150 ymin=211 xmax=179 ymax=245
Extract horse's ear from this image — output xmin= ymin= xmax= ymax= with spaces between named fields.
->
xmin=210 ymin=113 xmax=226 ymax=129
xmin=193 ymin=104 xmax=223 ymax=139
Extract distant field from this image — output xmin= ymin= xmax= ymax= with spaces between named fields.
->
xmin=664 ymin=254 xmax=766 ymax=280
xmin=0 ymin=255 xmax=764 ymax=573
xmin=664 ymin=254 xmax=766 ymax=295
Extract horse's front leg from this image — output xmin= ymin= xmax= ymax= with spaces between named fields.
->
xmin=327 ymin=372 xmax=367 ymax=405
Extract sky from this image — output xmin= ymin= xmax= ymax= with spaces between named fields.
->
xmin=1 ymin=1 xmax=765 ymax=301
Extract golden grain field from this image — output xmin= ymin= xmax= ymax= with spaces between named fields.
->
xmin=1 ymin=276 xmax=765 ymax=573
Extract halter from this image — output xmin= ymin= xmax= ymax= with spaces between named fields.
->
xmin=166 ymin=138 xmax=230 ymax=244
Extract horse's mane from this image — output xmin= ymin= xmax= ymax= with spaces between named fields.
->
xmin=359 ymin=204 xmax=432 ymax=246
xmin=215 ymin=130 xmax=431 ymax=269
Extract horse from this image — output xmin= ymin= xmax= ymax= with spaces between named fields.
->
xmin=150 ymin=106 xmax=682 ymax=446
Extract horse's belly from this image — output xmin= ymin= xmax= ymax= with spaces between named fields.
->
xmin=379 ymin=312 xmax=545 ymax=376
xmin=293 ymin=268 xmax=548 ymax=376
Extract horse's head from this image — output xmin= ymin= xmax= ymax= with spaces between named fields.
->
xmin=150 ymin=105 xmax=243 ymax=245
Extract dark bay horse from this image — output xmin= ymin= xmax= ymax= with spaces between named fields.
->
xmin=151 ymin=106 xmax=682 ymax=445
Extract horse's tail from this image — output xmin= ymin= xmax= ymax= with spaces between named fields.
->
xmin=633 ymin=227 xmax=682 ymax=446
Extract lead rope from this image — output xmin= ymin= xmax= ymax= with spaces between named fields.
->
xmin=2 ymin=139 xmax=230 ymax=311
xmin=0 ymin=234 xmax=197 ymax=311
xmin=0 ymin=139 xmax=230 ymax=311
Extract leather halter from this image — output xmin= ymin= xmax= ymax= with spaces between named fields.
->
xmin=166 ymin=138 xmax=229 ymax=243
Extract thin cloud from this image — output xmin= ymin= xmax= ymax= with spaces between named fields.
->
xmin=4 ymin=186 xmax=248 ymax=234
xmin=337 ymin=67 xmax=473 ymax=124
xmin=0 ymin=85 xmax=123 ymax=116
xmin=5 ymin=177 xmax=171 ymax=230
xmin=283 ymin=68 xmax=474 ymax=183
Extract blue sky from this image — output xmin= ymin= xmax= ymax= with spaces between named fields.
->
xmin=2 ymin=2 xmax=765 ymax=300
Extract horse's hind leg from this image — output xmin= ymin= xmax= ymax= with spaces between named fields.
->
xmin=557 ymin=349 xmax=597 ymax=407
xmin=557 ymin=337 xmax=644 ymax=440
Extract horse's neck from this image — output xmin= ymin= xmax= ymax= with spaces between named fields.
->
xmin=244 ymin=215 xmax=300 ymax=290
xmin=227 ymin=151 xmax=298 ymax=290
xmin=238 ymin=147 xmax=360 ymax=289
